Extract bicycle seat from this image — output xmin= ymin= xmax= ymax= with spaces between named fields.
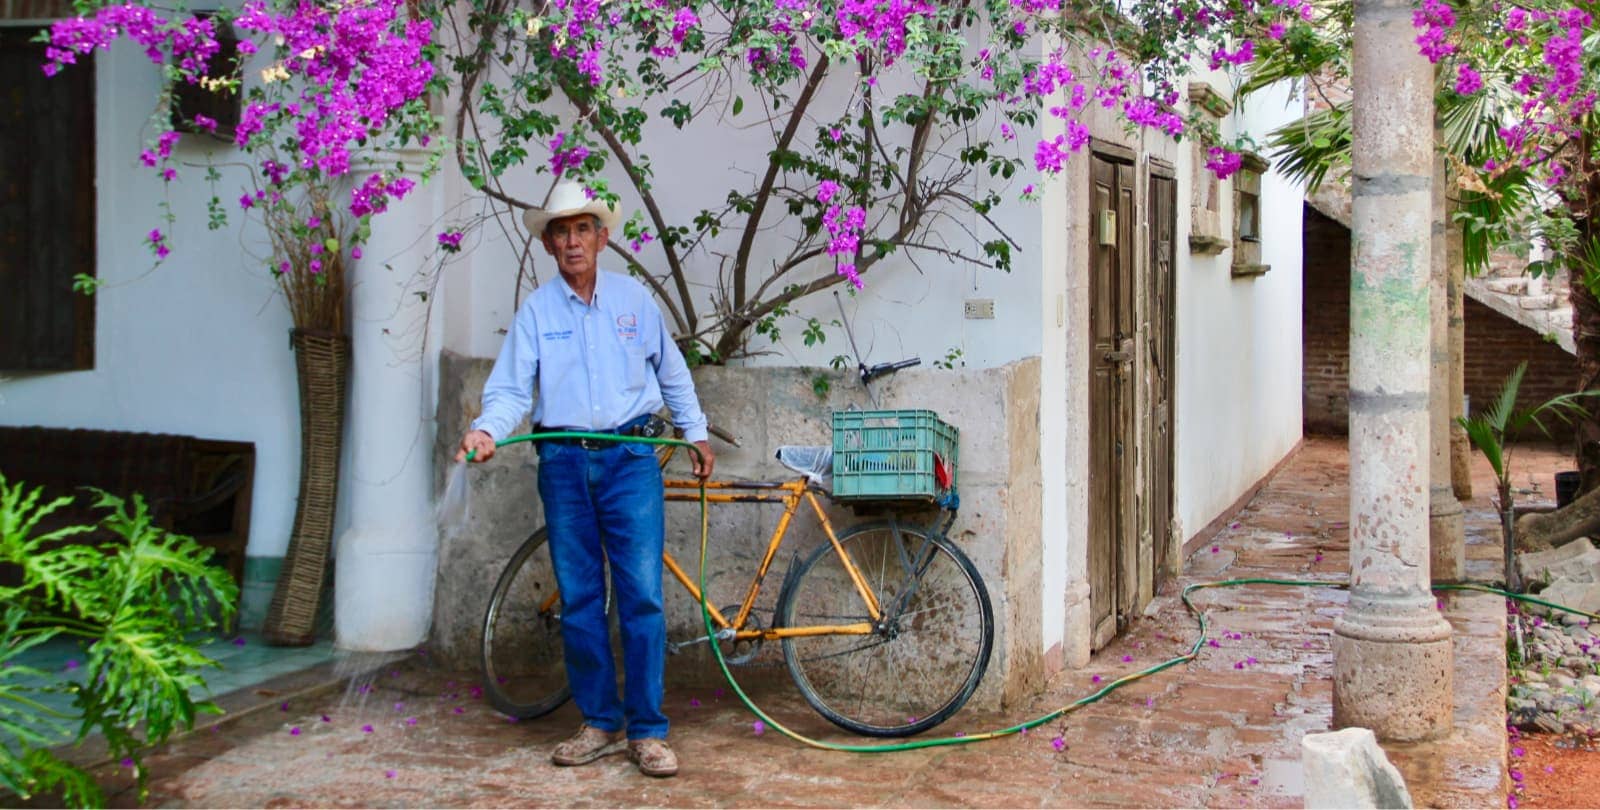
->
xmin=774 ymin=445 xmax=832 ymax=488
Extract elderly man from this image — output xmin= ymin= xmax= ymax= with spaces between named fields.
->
xmin=457 ymin=180 xmax=714 ymax=778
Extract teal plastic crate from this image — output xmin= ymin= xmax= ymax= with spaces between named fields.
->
xmin=831 ymin=409 xmax=959 ymax=502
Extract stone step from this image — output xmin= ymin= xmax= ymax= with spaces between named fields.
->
xmin=1486 ymin=278 xmax=1529 ymax=295
xmin=1520 ymin=294 xmax=1560 ymax=310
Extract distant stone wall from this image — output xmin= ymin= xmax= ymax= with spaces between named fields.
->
xmin=430 ymin=351 xmax=1044 ymax=710
xmin=1301 ymin=206 xmax=1575 ymax=437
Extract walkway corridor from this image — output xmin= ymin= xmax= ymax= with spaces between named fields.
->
xmin=92 ymin=437 xmax=1543 ymax=807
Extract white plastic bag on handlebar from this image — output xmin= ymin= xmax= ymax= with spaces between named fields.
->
xmin=774 ymin=445 xmax=833 ymax=489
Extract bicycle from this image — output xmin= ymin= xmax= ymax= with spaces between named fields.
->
xmin=479 ymin=386 xmax=993 ymax=738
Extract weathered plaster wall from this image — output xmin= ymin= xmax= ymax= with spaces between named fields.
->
xmin=431 ymin=352 xmax=1043 ymax=710
xmin=1171 ymin=79 xmax=1306 ymax=549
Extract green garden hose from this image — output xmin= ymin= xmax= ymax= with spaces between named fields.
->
xmin=478 ymin=432 xmax=1599 ymax=754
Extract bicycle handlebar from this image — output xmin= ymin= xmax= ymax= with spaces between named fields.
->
xmin=861 ymin=357 xmax=920 ymax=384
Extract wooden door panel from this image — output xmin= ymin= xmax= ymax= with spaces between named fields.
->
xmin=1088 ymin=156 xmax=1117 ymax=648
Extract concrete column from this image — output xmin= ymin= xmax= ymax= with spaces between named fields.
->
xmin=1429 ymin=146 xmax=1465 ymax=581
xmin=1334 ymin=0 xmax=1454 ymax=742
xmin=1448 ymin=206 xmax=1472 ymax=501
xmin=334 ymin=151 xmax=442 ymax=651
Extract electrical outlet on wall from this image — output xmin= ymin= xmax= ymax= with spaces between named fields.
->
xmin=963 ymin=299 xmax=995 ymax=319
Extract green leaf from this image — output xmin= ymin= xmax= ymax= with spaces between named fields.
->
xmin=732 ymin=95 xmax=744 ymax=116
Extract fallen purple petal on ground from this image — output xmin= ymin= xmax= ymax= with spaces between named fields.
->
xmin=454 ymin=707 xmax=464 ymax=714
xmin=752 ymin=720 xmax=765 ymax=736
xmin=1208 ymin=639 xmax=1221 ymax=648
xmin=233 ymin=637 xmax=246 ymax=646
xmin=279 ymin=702 xmax=289 ymax=712
xmin=289 ymin=727 xmax=301 ymax=736
xmin=1234 ymin=661 xmax=1245 ymax=669
xmin=1211 ymin=546 xmax=1219 ymax=553
xmin=1051 ymin=737 xmax=1065 ymax=751
xmin=1092 ymin=675 xmax=1103 ymax=684
xmin=394 ymin=702 xmax=404 ymax=711
xmin=1512 ymin=746 xmax=1525 ymax=757
xmin=690 ymin=698 xmax=701 ymax=707
xmin=386 ymin=770 xmax=397 ymax=779
xmin=64 ymin=660 xmax=79 ymax=671
xmin=362 ymin=724 xmax=374 ymax=734
xmin=1121 ymin=654 xmax=1133 ymax=663
xmin=405 ymin=717 xmax=418 ymax=726
xmin=1510 ymin=769 xmax=1523 ymax=782
xmin=321 ymin=715 xmax=331 ymax=723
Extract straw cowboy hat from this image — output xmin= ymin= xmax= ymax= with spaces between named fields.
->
xmin=523 ymin=180 xmax=623 ymax=235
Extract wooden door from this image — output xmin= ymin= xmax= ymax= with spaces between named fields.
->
xmin=1088 ymin=152 xmax=1137 ymax=650
xmin=1147 ymin=170 xmax=1177 ymax=589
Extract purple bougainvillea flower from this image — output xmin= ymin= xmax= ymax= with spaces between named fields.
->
xmin=690 ymin=698 xmax=701 ymax=707
xmin=1509 ymin=793 xmax=1519 ymax=809
xmin=1144 ymin=697 xmax=1155 ymax=708
xmin=120 ymin=757 xmax=135 ymax=769
xmin=1208 ymin=639 xmax=1221 ymax=648
xmin=752 ymin=720 xmax=765 ymax=736
xmin=279 ymin=702 xmax=289 ymax=712
xmin=394 ymin=702 xmax=404 ymax=711
xmin=1121 ymin=654 xmax=1133 ymax=663
xmin=290 ymin=727 xmax=301 ymax=736
xmin=386 ymin=770 xmax=397 ymax=779
xmin=1512 ymin=746 xmax=1525 ymax=758
xmin=233 ymin=636 xmax=247 ymax=646
xmin=453 ymin=707 xmax=464 ymax=715
xmin=405 ymin=717 xmax=418 ymax=726
xmin=1091 ymin=675 xmax=1103 ymax=684
xmin=1211 ymin=546 xmax=1219 ymax=554
xmin=1510 ymin=770 xmax=1524 ymax=782
xmin=321 ymin=714 xmax=331 ymax=723
xmin=1545 ymin=765 xmax=1554 ymax=774
xmin=64 ymin=660 xmax=79 ymax=671
xmin=1051 ymin=736 xmax=1066 ymax=752
xmin=1228 ymin=522 xmax=1240 ymax=530
xmin=362 ymin=724 xmax=374 ymax=734
xmin=1314 ymin=553 xmax=1323 ymax=562
xmin=1234 ymin=661 xmax=1245 ymax=669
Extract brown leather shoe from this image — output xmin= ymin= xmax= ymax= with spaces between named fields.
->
xmin=550 ymin=725 xmax=624 ymax=766
xmin=626 ymin=737 xmax=678 ymax=777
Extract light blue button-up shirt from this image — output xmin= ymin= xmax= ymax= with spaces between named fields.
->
xmin=471 ymin=269 xmax=709 ymax=443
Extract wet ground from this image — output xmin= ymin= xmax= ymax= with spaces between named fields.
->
xmin=65 ymin=436 xmax=1568 ymax=807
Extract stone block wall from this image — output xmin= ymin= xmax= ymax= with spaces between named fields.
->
xmin=1301 ymin=206 xmax=1575 ymax=437
xmin=430 ymin=351 xmax=1044 ymax=711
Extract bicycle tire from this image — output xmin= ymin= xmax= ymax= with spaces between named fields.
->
xmin=481 ymin=528 xmax=572 ymax=719
xmin=777 ymin=522 xmax=993 ymax=737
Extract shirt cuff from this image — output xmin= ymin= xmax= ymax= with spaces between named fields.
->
xmin=682 ymin=425 xmax=708 ymax=444
xmin=469 ymin=418 xmax=502 ymax=443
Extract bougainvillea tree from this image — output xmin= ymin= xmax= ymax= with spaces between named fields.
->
xmin=42 ymin=0 xmax=1591 ymax=361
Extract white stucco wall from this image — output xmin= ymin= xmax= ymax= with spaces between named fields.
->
xmin=1172 ymin=79 xmax=1306 ymax=544
xmin=0 ymin=31 xmax=301 ymax=559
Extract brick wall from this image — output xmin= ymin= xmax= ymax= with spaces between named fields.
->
xmin=1301 ymin=205 xmax=1577 ymax=437
xmin=1 ymin=0 xmax=73 ymax=20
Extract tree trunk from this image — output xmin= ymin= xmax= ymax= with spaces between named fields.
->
xmin=1518 ymin=462 xmax=1600 ymax=552
xmin=1573 ymin=253 xmax=1600 ymax=495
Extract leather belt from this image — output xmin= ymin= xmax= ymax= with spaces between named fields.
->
xmin=536 ymin=414 xmax=661 ymax=450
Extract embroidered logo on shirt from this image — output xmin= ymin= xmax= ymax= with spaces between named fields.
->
xmin=541 ymin=329 xmax=573 ymax=341
xmin=615 ymin=313 xmax=639 ymax=341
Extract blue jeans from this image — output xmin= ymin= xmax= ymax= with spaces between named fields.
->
xmin=537 ymin=439 xmax=668 ymax=740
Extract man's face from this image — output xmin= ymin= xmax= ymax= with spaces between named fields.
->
xmin=542 ymin=215 xmax=608 ymax=278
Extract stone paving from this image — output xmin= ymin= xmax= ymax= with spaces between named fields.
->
xmin=81 ymin=436 xmax=1557 ymax=808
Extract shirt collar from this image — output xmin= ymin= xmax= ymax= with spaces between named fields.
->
xmin=557 ymin=269 xmax=606 ymax=307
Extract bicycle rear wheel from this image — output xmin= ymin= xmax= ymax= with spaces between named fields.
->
xmin=777 ymin=522 xmax=993 ymax=737
xmin=481 ymin=528 xmax=571 ymax=719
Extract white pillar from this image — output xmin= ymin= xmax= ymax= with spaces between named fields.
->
xmin=334 ymin=152 xmax=442 ymax=651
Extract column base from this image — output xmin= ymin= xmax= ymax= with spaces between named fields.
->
xmin=1429 ymin=484 xmax=1466 ymax=582
xmin=334 ymin=524 xmax=438 ymax=652
xmin=1333 ymin=592 xmax=1453 ymax=741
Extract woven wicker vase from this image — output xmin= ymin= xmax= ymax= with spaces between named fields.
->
xmin=263 ymin=329 xmax=351 ymax=646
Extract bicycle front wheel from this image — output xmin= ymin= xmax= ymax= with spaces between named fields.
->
xmin=481 ymin=528 xmax=571 ymax=719
xmin=777 ymin=522 xmax=993 ymax=737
